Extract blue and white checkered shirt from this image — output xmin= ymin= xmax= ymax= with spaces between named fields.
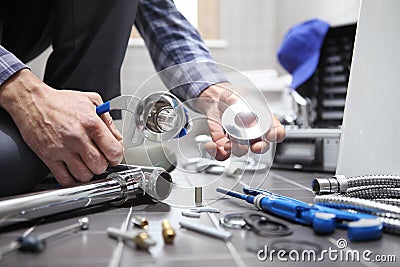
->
xmin=0 ymin=0 xmax=227 ymax=101
xmin=0 ymin=46 xmax=27 ymax=86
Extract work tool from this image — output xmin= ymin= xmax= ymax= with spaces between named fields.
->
xmin=314 ymin=195 xmax=400 ymax=235
xmin=0 ymin=165 xmax=172 ymax=227
xmin=216 ymin=187 xmax=383 ymax=241
xmin=107 ymin=227 xmax=156 ymax=250
xmin=220 ymin=212 xmax=292 ymax=237
xmin=161 ymin=219 xmax=176 ymax=244
xmin=179 ymin=221 xmax=232 ymax=241
xmin=0 ymin=217 xmax=89 ymax=258
xmin=96 ymin=92 xmax=189 ymax=147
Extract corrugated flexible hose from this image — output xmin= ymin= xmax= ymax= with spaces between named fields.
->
xmin=312 ymin=175 xmax=400 ymax=235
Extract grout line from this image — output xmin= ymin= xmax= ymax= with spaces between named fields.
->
xmin=269 ymin=172 xmax=313 ymax=192
xmin=207 ymin=212 xmax=248 ymax=267
xmin=108 ymin=205 xmax=133 ymax=267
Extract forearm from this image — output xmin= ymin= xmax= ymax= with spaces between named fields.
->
xmin=0 ymin=45 xmax=34 ymax=115
xmin=0 ymin=69 xmax=49 ymax=121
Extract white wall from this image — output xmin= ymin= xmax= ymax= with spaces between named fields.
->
xmin=28 ymin=0 xmax=361 ymax=95
xmin=120 ymin=0 xmax=277 ymax=96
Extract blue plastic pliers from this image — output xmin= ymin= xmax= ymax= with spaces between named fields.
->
xmin=216 ymin=187 xmax=383 ymax=241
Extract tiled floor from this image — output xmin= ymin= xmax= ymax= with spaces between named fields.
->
xmin=0 ymin=168 xmax=399 ymax=267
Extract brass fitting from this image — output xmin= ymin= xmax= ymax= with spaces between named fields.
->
xmin=161 ymin=219 xmax=176 ymax=244
xmin=133 ymin=232 xmax=156 ymax=250
xmin=131 ymin=216 xmax=149 ymax=230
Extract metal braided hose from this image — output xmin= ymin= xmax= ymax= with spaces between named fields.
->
xmin=344 ymin=187 xmax=400 ymax=199
xmin=346 ymin=175 xmax=400 ymax=189
xmin=380 ymin=217 xmax=400 ymax=235
xmin=312 ymin=175 xmax=400 ymax=195
xmin=374 ymin=199 xmax=400 ymax=206
xmin=314 ymin=195 xmax=400 ymax=234
xmin=314 ymin=195 xmax=400 ymax=218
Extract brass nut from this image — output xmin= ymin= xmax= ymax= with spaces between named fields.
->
xmin=162 ymin=219 xmax=176 ymax=244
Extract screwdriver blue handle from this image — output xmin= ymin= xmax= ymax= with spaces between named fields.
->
xmin=96 ymin=101 xmax=111 ymax=115
xmin=18 ymin=235 xmax=46 ymax=252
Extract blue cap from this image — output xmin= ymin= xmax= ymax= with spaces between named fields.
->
xmin=277 ymin=19 xmax=330 ymax=90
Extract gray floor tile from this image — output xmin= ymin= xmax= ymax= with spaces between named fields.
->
xmin=1 ymin=169 xmax=399 ymax=266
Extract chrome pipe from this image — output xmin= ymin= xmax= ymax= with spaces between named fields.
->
xmin=0 ymin=165 xmax=172 ymax=226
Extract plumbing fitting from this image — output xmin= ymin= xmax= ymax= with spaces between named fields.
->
xmin=131 ymin=216 xmax=149 ymax=230
xmin=96 ymin=92 xmax=189 ymax=148
xmin=107 ymin=227 xmax=156 ymax=250
xmin=161 ymin=219 xmax=176 ymax=244
xmin=133 ymin=232 xmax=156 ymax=250
xmin=0 ymin=165 xmax=172 ymax=227
xmin=312 ymin=175 xmax=400 ymax=195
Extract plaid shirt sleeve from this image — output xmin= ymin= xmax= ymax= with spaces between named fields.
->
xmin=0 ymin=45 xmax=29 ymax=86
xmin=134 ymin=0 xmax=228 ymax=102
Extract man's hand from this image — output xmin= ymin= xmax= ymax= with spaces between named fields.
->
xmin=0 ymin=69 xmax=123 ymax=186
xmin=195 ymin=82 xmax=285 ymax=161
